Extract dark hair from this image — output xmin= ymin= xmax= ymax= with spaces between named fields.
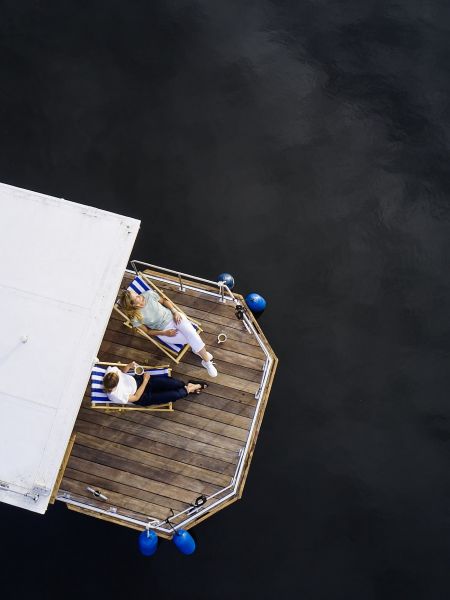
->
xmin=103 ymin=371 xmax=119 ymax=392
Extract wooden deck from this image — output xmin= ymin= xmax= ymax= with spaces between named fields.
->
xmin=58 ymin=269 xmax=277 ymax=537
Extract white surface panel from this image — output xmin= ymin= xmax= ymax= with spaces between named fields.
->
xmin=0 ymin=182 xmax=140 ymax=513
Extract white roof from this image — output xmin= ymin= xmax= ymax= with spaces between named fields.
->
xmin=0 ymin=182 xmax=140 ymax=513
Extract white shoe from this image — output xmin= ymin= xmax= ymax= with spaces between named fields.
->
xmin=201 ymin=360 xmax=218 ymax=377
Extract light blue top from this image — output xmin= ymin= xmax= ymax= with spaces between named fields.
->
xmin=131 ymin=290 xmax=173 ymax=331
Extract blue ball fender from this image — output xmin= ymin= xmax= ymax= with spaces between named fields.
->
xmin=173 ymin=529 xmax=196 ymax=555
xmin=138 ymin=529 xmax=158 ymax=556
xmin=217 ymin=272 xmax=235 ymax=289
xmin=245 ymin=293 xmax=267 ymax=314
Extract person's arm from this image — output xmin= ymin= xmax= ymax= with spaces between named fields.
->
xmin=138 ymin=324 xmax=177 ymax=337
xmin=160 ymin=297 xmax=183 ymax=324
xmin=121 ymin=361 xmax=136 ymax=373
xmin=128 ymin=373 xmax=151 ymax=403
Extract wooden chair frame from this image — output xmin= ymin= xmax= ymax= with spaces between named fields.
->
xmin=113 ymin=272 xmax=202 ymax=364
xmin=91 ymin=361 xmax=174 ymax=412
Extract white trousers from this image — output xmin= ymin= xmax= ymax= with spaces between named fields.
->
xmin=158 ymin=315 xmax=205 ymax=354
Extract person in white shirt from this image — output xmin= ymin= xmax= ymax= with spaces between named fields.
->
xmin=119 ymin=289 xmax=218 ymax=377
xmin=103 ymin=362 xmax=206 ymax=406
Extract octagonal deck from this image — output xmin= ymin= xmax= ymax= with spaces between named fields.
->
xmin=56 ymin=267 xmax=277 ymax=537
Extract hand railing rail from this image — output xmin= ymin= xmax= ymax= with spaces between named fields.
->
xmin=130 ymin=260 xmax=237 ymax=304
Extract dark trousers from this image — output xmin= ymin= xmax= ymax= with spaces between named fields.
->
xmin=133 ymin=375 xmax=187 ymax=406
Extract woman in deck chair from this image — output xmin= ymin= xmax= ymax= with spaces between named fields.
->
xmin=103 ymin=362 xmax=207 ymax=406
xmin=119 ymin=289 xmax=218 ymax=377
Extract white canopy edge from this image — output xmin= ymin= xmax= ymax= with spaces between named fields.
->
xmin=0 ymin=182 xmax=140 ymax=513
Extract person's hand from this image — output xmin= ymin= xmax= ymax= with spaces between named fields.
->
xmin=143 ymin=373 xmax=151 ymax=383
xmin=173 ymin=311 xmax=182 ymax=324
xmin=164 ymin=329 xmax=177 ymax=337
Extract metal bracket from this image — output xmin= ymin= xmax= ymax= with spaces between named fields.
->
xmin=86 ymin=487 xmax=108 ymax=501
xmin=235 ymin=304 xmax=245 ymax=319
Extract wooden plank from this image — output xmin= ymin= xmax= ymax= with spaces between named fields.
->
xmin=102 ymin=328 xmax=263 ymax=382
xmin=107 ymin=317 xmax=265 ymax=370
xmin=163 ymin=288 xmax=237 ymax=319
xmin=64 ymin=455 xmax=187 ymax=511
xmin=65 ymin=502 xmax=176 ymax=537
xmin=153 ymin=405 xmax=248 ymax=443
xmin=82 ymin=387 xmax=256 ymax=420
xmin=202 ymin=342 xmax=264 ymax=370
xmin=99 ymin=344 xmax=169 ymax=372
xmin=99 ymin=347 xmax=259 ymax=406
xmin=175 ymin=398 xmax=252 ymax=429
xmin=64 ymin=467 xmax=178 ymax=519
xmin=191 ymin=317 xmax=260 ymax=346
xmin=66 ymin=504 xmax=143 ymax=532
xmin=77 ymin=407 xmax=239 ymax=464
xmin=183 ymin=393 xmax=256 ymax=419
xmin=105 ymin=319 xmax=265 ymax=370
xmin=81 ymin=393 xmax=245 ymax=454
xmin=61 ymin=477 xmax=170 ymax=520
xmin=99 ymin=344 xmax=260 ymax=396
xmin=73 ymin=433 xmax=221 ymax=495
xmin=110 ymin=301 xmax=260 ymax=347
xmin=178 ymin=348 xmax=262 ymax=383
xmin=69 ymin=446 xmax=207 ymax=505
xmin=170 ymin=303 xmax=253 ymax=334
xmin=115 ymin=409 xmax=244 ymax=453
xmin=49 ymin=433 xmax=76 ymax=504
xmin=74 ymin=426 xmax=231 ymax=486
xmin=76 ymin=407 xmax=237 ymax=474
xmin=168 ymin=359 xmax=259 ymax=395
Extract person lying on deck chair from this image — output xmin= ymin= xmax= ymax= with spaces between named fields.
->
xmin=102 ymin=362 xmax=207 ymax=406
xmin=119 ymin=288 xmax=218 ymax=377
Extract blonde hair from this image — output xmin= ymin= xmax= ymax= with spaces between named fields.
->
xmin=119 ymin=290 xmax=143 ymax=322
xmin=103 ymin=371 xmax=119 ymax=393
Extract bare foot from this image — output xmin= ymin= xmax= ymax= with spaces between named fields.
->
xmin=185 ymin=383 xmax=202 ymax=394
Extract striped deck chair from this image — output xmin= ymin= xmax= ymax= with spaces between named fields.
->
xmin=114 ymin=272 xmax=202 ymax=364
xmin=91 ymin=363 xmax=174 ymax=411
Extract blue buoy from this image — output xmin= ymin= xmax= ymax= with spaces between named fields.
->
xmin=245 ymin=293 xmax=267 ymax=317
xmin=217 ymin=272 xmax=235 ymax=290
xmin=172 ymin=529 xmax=196 ymax=555
xmin=138 ymin=529 xmax=158 ymax=556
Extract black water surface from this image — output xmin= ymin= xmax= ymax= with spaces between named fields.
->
xmin=1 ymin=1 xmax=450 ymax=598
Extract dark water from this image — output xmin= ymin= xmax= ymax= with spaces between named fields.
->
xmin=1 ymin=1 xmax=450 ymax=598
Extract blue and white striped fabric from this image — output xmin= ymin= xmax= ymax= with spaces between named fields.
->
xmin=125 ymin=276 xmax=198 ymax=355
xmin=127 ymin=275 xmax=151 ymax=295
xmin=91 ymin=365 xmax=171 ymax=405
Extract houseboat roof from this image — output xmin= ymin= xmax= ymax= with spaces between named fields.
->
xmin=0 ymin=183 xmax=140 ymax=513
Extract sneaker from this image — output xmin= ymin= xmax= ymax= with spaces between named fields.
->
xmin=201 ymin=360 xmax=218 ymax=377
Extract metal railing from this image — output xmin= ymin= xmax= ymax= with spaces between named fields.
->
xmin=57 ymin=262 xmax=275 ymax=535
xmin=130 ymin=260 xmax=237 ymax=304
